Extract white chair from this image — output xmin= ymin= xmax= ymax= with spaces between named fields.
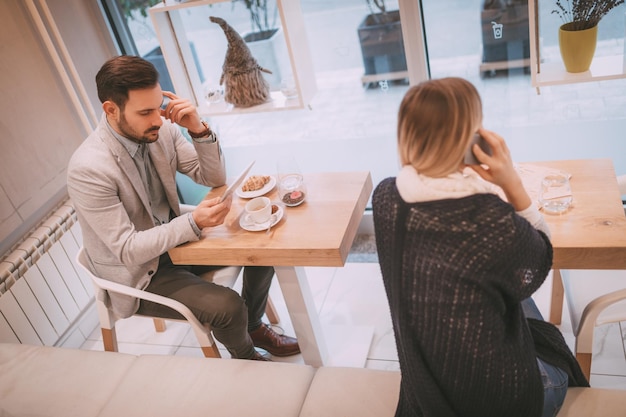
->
xmin=76 ymin=247 xmax=280 ymax=358
xmin=561 ymin=269 xmax=626 ymax=380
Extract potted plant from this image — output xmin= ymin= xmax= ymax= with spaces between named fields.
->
xmin=552 ymin=0 xmax=624 ymax=72
xmin=357 ymin=0 xmax=407 ymax=85
xmin=232 ymin=0 xmax=285 ymax=89
xmin=119 ymin=0 xmax=162 ymax=19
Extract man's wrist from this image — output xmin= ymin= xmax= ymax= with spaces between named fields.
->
xmin=187 ymin=212 xmax=202 ymax=237
xmin=188 ymin=120 xmax=215 ymax=142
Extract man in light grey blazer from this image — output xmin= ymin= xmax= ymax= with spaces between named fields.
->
xmin=67 ymin=55 xmax=299 ymax=360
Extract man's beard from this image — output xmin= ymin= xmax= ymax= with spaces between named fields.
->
xmin=118 ymin=112 xmax=159 ymax=143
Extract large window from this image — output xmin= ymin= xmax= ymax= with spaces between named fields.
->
xmin=421 ymin=0 xmax=626 ymax=177
xmin=102 ymin=0 xmax=409 ymax=206
xmin=101 ymin=0 xmax=626 ymax=208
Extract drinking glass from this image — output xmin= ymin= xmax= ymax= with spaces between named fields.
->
xmin=203 ymin=82 xmax=223 ymax=105
xmin=280 ymin=74 xmax=298 ymax=99
xmin=539 ymin=173 xmax=573 ymax=214
xmin=277 ymin=156 xmax=306 ymax=206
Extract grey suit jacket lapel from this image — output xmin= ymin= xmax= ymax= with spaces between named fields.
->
xmin=97 ymin=120 xmax=152 ymax=215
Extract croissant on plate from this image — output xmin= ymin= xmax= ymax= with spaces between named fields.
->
xmin=242 ymin=175 xmax=270 ymax=192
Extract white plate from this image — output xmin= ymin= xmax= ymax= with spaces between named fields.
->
xmin=240 ymin=205 xmax=284 ymax=232
xmin=236 ymin=176 xmax=276 ymax=199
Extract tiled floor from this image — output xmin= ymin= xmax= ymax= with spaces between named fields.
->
xmin=80 ymin=241 xmax=626 ymax=390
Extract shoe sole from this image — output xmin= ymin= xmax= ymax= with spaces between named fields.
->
xmin=254 ymin=345 xmax=301 ymax=357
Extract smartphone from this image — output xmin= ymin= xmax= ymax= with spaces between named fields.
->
xmin=464 ymin=133 xmax=492 ymax=165
xmin=161 ymin=96 xmax=171 ymax=110
xmin=218 ymin=161 xmax=256 ymax=203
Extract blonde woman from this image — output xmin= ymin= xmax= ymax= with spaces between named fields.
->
xmin=372 ymin=77 xmax=588 ymax=417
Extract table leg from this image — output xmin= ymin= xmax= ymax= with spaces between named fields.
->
xmin=274 ymin=266 xmax=328 ymax=367
xmin=549 ymin=269 xmax=564 ymax=325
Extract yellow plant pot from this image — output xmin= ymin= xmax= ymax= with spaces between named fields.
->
xmin=558 ymin=22 xmax=598 ymax=73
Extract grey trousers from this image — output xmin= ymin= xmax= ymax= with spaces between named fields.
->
xmin=136 ymin=253 xmax=274 ymax=359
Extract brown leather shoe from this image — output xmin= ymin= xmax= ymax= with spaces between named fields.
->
xmin=249 ymin=351 xmax=271 ymax=361
xmin=249 ymin=323 xmax=301 ymax=357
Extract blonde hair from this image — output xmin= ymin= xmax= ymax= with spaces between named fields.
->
xmin=397 ymin=77 xmax=483 ymax=177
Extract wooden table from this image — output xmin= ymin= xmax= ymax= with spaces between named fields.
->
xmin=169 ymin=171 xmax=373 ymax=367
xmin=520 ymin=159 xmax=626 ymax=324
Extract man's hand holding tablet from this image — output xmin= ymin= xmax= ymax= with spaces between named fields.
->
xmin=219 ymin=160 xmax=256 ymax=203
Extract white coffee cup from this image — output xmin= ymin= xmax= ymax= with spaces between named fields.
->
xmin=245 ymin=197 xmax=272 ymax=224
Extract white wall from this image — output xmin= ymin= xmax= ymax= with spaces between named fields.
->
xmin=0 ymin=0 xmax=114 ymax=256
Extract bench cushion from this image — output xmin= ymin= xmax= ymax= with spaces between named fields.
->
xmin=2 ymin=343 xmax=624 ymax=417
xmin=299 ymin=366 xmax=401 ymax=417
xmin=0 ymin=343 xmax=136 ymax=417
xmin=98 ymin=354 xmax=316 ymax=417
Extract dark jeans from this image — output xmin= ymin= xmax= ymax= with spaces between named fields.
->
xmin=522 ymin=298 xmax=569 ymax=417
xmin=136 ymin=253 xmax=274 ymax=359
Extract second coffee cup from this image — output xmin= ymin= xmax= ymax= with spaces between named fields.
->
xmin=245 ymin=196 xmax=272 ymax=224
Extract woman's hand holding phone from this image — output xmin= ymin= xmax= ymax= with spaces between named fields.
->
xmin=469 ymin=129 xmax=532 ymax=211
xmin=464 ymin=133 xmax=492 ymax=165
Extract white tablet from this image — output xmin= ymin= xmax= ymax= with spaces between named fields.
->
xmin=218 ymin=160 xmax=255 ymax=202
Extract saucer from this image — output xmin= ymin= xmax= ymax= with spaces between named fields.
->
xmin=236 ymin=176 xmax=276 ymax=199
xmin=240 ymin=205 xmax=284 ymax=231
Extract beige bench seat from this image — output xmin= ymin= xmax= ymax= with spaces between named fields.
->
xmin=0 ymin=343 xmax=136 ymax=417
xmin=1 ymin=343 xmax=624 ymax=417
xmin=98 ymin=354 xmax=316 ymax=417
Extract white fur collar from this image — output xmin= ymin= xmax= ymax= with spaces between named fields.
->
xmin=396 ymin=165 xmax=496 ymax=203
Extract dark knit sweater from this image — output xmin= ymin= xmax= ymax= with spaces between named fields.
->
xmin=372 ymin=178 xmax=587 ymax=417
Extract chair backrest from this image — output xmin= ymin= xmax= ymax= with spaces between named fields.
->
xmin=562 ymin=269 xmax=626 ymax=333
xmin=176 ymin=172 xmax=210 ymax=205
xmin=75 ymin=247 xmax=209 ymax=330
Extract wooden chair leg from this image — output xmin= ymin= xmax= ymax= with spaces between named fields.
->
xmin=153 ymin=318 xmax=167 ymax=332
xmin=201 ymin=344 xmax=222 ymax=358
xmin=576 ymin=352 xmax=592 ymax=381
xmin=265 ymin=297 xmax=280 ymax=325
xmin=101 ymin=327 xmax=119 ymax=352
xmin=550 ymin=269 xmax=564 ymax=325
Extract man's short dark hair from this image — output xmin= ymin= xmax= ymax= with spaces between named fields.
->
xmin=96 ymin=55 xmax=160 ymax=107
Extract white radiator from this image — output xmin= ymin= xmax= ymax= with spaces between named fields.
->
xmin=0 ymin=200 xmax=95 ymax=347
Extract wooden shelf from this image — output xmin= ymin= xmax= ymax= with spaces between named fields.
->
xmin=197 ymin=91 xmax=305 ymax=116
xmin=534 ymin=54 xmax=626 ymax=86
xmin=149 ymin=0 xmax=316 ymax=115
xmin=528 ymin=0 xmax=626 ymax=90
